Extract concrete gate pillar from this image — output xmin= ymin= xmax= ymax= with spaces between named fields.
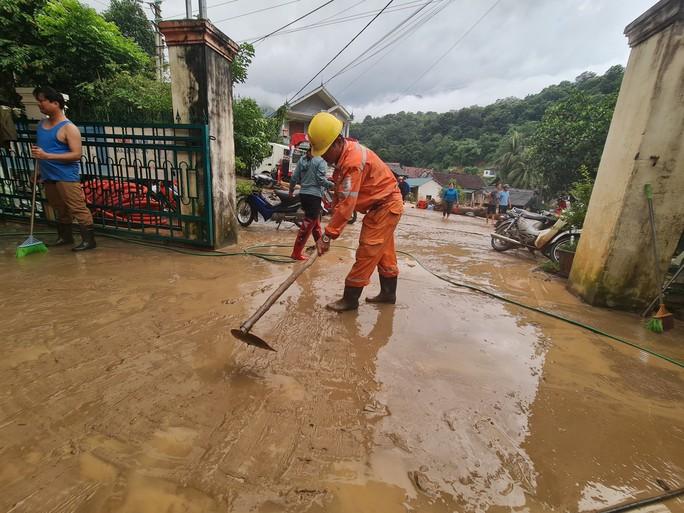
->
xmin=158 ymin=19 xmax=239 ymax=248
xmin=568 ymin=0 xmax=684 ymax=310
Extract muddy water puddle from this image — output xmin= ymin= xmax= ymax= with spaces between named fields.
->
xmin=1 ymin=216 xmax=683 ymax=512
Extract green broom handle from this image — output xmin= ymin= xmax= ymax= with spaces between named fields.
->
xmin=29 ymin=160 xmax=39 ymax=237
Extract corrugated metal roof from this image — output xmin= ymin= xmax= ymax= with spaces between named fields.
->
xmin=406 ymin=178 xmax=434 ymax=187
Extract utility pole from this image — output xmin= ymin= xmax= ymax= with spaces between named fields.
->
xmin=148 ymin=0 xmax=164 ymax=81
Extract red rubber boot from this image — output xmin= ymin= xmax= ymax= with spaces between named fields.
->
xmin=291 ymin=218 xmax=314 ymax=260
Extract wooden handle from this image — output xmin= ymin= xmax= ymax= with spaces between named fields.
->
xmin=240 ymin=250 xmax=318 ymax=333
xmin=29 ymin=160 xmax=39 ymax=236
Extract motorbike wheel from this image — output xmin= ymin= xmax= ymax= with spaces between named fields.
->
xmin=236 ymin=197 xmax=254 ymax=227
xmin=491 ymin=220 xmax=515 ymax=252
xmin=548 ymin=235 xmax=578 ymax=264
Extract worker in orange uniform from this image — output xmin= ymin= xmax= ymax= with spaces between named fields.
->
xmin=308 ymin=112 xmax=403 ymax=312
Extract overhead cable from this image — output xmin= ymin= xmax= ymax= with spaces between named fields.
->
xmin=288 ymin=0 xmax=396 ymax=103
xmin=213 ymin=0 xmax=303 ymax=24
xmin=241 ymin=0 xmax=428 ymax=41
xmin=333 ymin=0 xmax=453 ymax=94
xmin=251 ymin=0 xmax=336 ymax=44
xmin=400 ymin=0 xmax=503 ymax=96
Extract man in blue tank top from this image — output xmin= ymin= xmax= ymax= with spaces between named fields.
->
xmin=31 ymin=86 xmax=96 ymax=251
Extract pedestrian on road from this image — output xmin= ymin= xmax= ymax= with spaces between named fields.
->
xmin=441 ymin=183 xmax=459 ymax=220
xmin=308 ymin=112 xmax=403 ymax=312
xmin=31 ymin=86 xmax=96 ymax=251
xmin=288 ymin=141 xmax=334 ymax=260
xmin=498 ymin=184 xmax=512 ymax=215
xmin=486 ymin=185 xmax=499 ymax=224
xmin=524 ymin=189 xmax=543 ymax=213
xmin=398 ymin=176 xmax=410 ymax=203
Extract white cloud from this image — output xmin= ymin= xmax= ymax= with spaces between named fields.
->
xmin=83 ymin=0 xmax=653 ymax=116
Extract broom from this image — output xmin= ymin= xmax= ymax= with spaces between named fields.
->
xmin=644 ymin=183 xmax=672 ymax=333
xmin=16 ymin=160 xmax=48 ymax=258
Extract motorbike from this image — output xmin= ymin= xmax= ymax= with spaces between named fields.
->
xmin=236 ymin=172 xmax=303 ymax=228
xmin=491 ymin=207 xmax=581 ymax=263
xmin=321 ymin=189 xmax=357 ymax=224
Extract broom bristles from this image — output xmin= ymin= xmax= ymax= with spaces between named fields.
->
xmin=645 ymin=317 xmax=664 ymax=333
xmin=16 ymin=235 xmax=48 ymax=258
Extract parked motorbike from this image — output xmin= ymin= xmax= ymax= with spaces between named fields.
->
xmin=321 ymin=189 xmax=357 ymax=224
xmin=491 ymin=207 xmax=580 ymax=263
xmin=236 ymin=172 xmax=303 ymax=228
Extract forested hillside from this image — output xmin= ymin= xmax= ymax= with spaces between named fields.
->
xmin=350 ymin=66 xmax=624 ymax=193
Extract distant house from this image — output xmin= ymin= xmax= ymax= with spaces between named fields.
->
xmin=282 ymin=86 xmax=351 ymax=145
xmin=483 ymin=169 xmax=496 ymax=179
xmin=481 ymin=186 xmax=535 ymax=208
xmin=386 ymin=162 xmax=404 ymax=176
xmin=406 ymin=178 xmax=441 ymax=201
xmin=432 ymin=172 xmax=486 ymax=205
xmin=402 ymin=166 xmax=434 ymax=179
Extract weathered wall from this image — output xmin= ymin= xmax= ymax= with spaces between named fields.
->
xmin=161 ymin=20 xmax=239 ymax=248
xmin=205 ymin=46 xmax=238 ymax=247
xmin=569 ymin=1 xmax=684 ymax=309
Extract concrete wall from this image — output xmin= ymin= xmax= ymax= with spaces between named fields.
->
xmin=569 ymin=1 xmax=684 ymax=309
xmin=417 ymin=180 xmax=442 ymax=201
xmin=291 ymin=96 xmax=329 ymax=115
xmin=161 ymin=20 xmax=239 ymax=248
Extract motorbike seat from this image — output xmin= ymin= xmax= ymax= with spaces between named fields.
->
xmin=521 ymin=210 xmax=553 ymax=222
xmin=270 ymin=188 xmax=300 ymax=208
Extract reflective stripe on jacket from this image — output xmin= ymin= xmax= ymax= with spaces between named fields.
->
xmin=325 ymin=140 xmax=401 ymax=239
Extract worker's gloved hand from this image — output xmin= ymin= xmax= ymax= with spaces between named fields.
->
xmin=316 ymin=237 xmax=330 ymax=256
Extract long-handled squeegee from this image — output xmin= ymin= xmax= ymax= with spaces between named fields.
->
xmin=231 ymin=250 xmax=318 ymax=351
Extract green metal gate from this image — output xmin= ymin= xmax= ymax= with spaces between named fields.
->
xmin=0 ymin=120 xmax=214 ymax=247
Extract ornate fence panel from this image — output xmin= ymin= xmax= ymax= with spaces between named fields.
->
xmin=0 ymin=120 xmax=213 ymax=247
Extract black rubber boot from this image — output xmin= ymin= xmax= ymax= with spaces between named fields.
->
xmin=366 ymin=276 xmax=397 ymax=304
xmin=49 ymin=223 xmax=74 ymax=247
xmin=326 ymin=286 xmax=363 ymax=312
xmin=72 ymin=225 xmax=97 ymax=252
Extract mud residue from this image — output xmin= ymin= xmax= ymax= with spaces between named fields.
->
xmin=1 ymin=213 xmax=683 ymax=512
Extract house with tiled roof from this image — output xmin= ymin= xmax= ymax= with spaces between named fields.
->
xmin=401 ymin=166 xmax=434 ymax=179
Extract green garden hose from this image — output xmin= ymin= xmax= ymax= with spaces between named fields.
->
xmin=2 ymin=231 xmax=682 ymax=369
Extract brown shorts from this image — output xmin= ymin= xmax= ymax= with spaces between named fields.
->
xmin=43 ymin=181 xmax=93 ymax=226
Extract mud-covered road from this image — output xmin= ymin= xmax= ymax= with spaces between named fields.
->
xmin=1 ymin=209 xmax=683 ymax=513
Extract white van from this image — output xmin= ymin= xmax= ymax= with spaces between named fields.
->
xmin=253 ymin=142 xmax=290 ymax=177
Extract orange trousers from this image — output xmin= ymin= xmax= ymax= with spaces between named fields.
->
xmin=345 ymin=199 xmax=403 ymax=288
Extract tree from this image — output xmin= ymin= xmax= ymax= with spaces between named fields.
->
xmin=495 ymin=130 xmax=525 ymax=179
xmin=35 ymin=0 xmax=151 ymax=92
xmin=233 ymin=97 xmax=279 ymax=175
xmin=0 ymin=0 xmax=49 ymax=102
xmin=104 ymin=0 xmax=156 ymax=56
xmin=231 ymin=43 xmax=255 ymax=85
xmin=528 ymin=90 xmax=617 ymax=193
xmin=349 ymin=66 xmax=622 ymax=171
xmin=73 ymin=72 xmax=172 ymax=121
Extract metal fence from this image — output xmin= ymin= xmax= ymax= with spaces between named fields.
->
xmin=0 ymin=120 xmax=213 ymax=246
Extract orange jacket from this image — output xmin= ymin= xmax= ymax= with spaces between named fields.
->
xmin=325 ymin=140 xmax=401 ymax=239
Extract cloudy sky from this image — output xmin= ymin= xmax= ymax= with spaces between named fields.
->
xmin=86 ymin=0 xmax=653 ymax=118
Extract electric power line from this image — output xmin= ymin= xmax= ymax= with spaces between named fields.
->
xmin=163 ymin=0 xmax=241 ymax=20
xmin=330 ymin=0 xmax=453 ymax=93
xmin=241 ymin=0 xmax=427 ymax=41
xmin=400 ymin=0 xmax=503 ymax=97
xmin=324 ymin=0 xmax=442 ymax=83
xmin=213 ymin=0 xmax=303 ymax=24
xmin=251 ymin=0 xmax=335 ymax=44
xmin=288 ymin=0 xmax=396 ymax=103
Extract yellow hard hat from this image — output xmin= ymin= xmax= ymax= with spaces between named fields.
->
xmin=307 ymin=112 xmax=343 ymax=157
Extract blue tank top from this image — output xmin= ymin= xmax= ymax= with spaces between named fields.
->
xmin=36 ymin=119 xmax=80 ymax=182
